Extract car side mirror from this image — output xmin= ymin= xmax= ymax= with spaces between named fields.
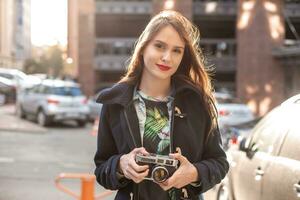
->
xmin=246 ymin=143 xmax=259 ymax=159
xmin=239 ymin=137 xmax=248 ymax=152
xmin=240 ymin=138 xmax=258 ymax=159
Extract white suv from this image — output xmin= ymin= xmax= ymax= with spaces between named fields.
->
xmin=17 ymin=79 xmax=89 ymax=127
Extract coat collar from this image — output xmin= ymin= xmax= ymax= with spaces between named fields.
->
xmin=96 ymin=81 xmax=134 ymax=107
xmin=96 ymin=77 xmax=203 ymax=107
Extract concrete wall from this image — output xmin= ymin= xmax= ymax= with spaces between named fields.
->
xmin=68 ymin=0 xmax=95 ymax=96
xmin=237 ymin=0 xmax=285 ymax=116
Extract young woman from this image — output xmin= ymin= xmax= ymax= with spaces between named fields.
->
xmin=94 ymin=10 xmax=229 ymax=200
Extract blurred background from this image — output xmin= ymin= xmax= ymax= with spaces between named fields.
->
xmin=0 ymin=0 xmax=300 ymax=200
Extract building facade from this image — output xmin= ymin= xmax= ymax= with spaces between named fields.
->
xmin=68 ymin=0 xmax=300 ymax=115
xmin=0 ymin=0 xmax=31 ymax=69
xmin=92 ymin=0 xmax=238 ymax=91
xmin=68 ymin=0 xmax=95 ymax=95
xmin=236 ymin=0 xmax=300 ymax=115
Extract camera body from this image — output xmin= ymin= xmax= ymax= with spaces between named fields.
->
xmin=135 ymin=153 xmax=178 ymax=183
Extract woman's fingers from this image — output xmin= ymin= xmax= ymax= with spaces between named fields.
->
xmin=132 ymin=147 xmax=150 ymax=157
xmin=129 ymin=158 xmax=149 ymax=172
xmin=169 ymin=153 xmax=187 ymax=163
xmin=119 ymin=147 xmax=154 ymax=183
xmin=133 ymin=147 xmax=149 ymax=154
xmin=119 ymin=148 xmax=150 ymax=183
xmin=126 ymin=168 xmax=149 ymax=183
xmin=139 ymin=148 xmax=150 ymax=156
xmin=129 ymin=147 xmax=149 ymax=172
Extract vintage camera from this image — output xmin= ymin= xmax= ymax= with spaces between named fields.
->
xmin=135 ymin=153 xmax=178 ymax=183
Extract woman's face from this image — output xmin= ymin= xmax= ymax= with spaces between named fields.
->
xmin=142 ymin=25 xmax=185 ymax=82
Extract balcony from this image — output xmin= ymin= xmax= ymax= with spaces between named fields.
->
xmin=193 ymin=1 xmax=237 ymax=16
xmin=96 ymin=0 xmax=152 ymax=14
xmin=94 ymin=37 xmax=236 ymax=72
xmin=273 ymin=40 xmax=300 ymax=67
xmin=95 ymin=1 xmax=299 ymax=17
xmin=285 ymin=3 xmax=300 ymax=17
xmin=202 ymin=39 xmax=236 ymax=72
xmin=94 ymin=55 xmax=130 ymax=71
xmin=193 ymin=1 xmax=300 ymax=18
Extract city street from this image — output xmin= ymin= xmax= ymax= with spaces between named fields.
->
xmin=1 ymin=0 xmax=299 ymax=199
xmin=0 ymin=105 xmax=115 ymax=200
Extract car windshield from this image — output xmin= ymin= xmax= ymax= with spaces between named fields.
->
xmin=51 ymin=87 xmax=82 ymax=96
xmin=0 ymin=73 xmax=14 ymax=80
xmin=16 ymin=71 xmax=28 ymax=81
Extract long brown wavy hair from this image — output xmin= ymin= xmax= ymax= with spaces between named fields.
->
xmin=120 ymin=10 xmax=218 ymax=136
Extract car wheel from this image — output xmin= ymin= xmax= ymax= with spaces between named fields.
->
xmin=77 ymin=120 xmax=86 ymax=127
xmin=217 ymin=184 xmax=230 ymax=200
xmin=37 ymin=109 xmax=50 ymax=127
xmin=16 ymin=104 xmax=26 ymax=119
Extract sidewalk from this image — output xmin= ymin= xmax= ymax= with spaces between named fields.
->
xmin=0 ymin=104 xmax=46 ymax=133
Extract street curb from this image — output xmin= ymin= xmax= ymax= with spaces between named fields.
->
xmin=0 ymin=119 xmax=47 ymax=133
xmin=0 ymin=104 xmax=47 ymax=133
xmin=0 ymin=127 xmax=47 ymax=133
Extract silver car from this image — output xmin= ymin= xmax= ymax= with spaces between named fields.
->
xmin=217 ymin=94 xmax=300 ymax=200
xmin=214 ymin=92 xmax=255 ymax=128
xmin=214 ymin=92 xmax=255 ymax=148
xmin=17 ymin=79 xmax=89 ymax=127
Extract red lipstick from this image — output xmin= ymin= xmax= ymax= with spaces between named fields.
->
xmin=156 ymin=64 xmax=171 ymax=71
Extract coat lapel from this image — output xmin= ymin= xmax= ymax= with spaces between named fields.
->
xmin=121 ymin=103 xmax=142 ymax=150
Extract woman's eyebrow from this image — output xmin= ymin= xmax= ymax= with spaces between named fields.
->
xmin=154 ymin=40 xmax=184 ymax=49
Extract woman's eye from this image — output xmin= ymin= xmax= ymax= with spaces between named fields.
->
xmin=154 ymin=43 xmax=163 ymax=49
xmin=173 ymin=49 xmax=182 ymax=54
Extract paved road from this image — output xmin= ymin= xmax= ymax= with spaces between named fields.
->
xmin=0 ymin=118 xmax=115 ymax=200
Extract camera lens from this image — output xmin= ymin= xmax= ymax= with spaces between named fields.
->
xmin=151 ymin=166 xmax=169 ymax=183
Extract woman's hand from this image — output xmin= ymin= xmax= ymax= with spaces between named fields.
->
xmin=119 ymin=147 xmax=150 ymax=183
xmin=158 ymin=153 xmax=199 ymax=190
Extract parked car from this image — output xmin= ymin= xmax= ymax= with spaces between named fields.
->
xmin=29 ymin=73 xmax=48 ymax=80
xmin=214 ymin=92 xmax=255 ymax=149
xmin=217 ymin=94 xmax=300 ymax=200
xmin=0 ymin=68 xmax=40 ymax=102
xmin=214 ymin=92 xmax=255 ymax=128
xmin=0 ymin=76 xmax=16 ymax=103
xmin=221 ymin=117 xmax=261 ymax=150
xmin=16 ymin=79 xmax=89 ymax=127
xmin=0 ymin=68 xmax=28 ymax=83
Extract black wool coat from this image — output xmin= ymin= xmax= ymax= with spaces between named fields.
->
xmin=94 ymin=78 xmax=229 ymax=200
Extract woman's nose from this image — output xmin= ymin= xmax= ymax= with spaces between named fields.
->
xmin=161 ymin=51 xmax=171 ymax=63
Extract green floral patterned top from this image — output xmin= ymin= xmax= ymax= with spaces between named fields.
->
xmin=133 ymin=88 xmax=174 ymax=151
xmin=142 ymin=96 xmax=170 ymax=155
xmin=133 ymin=88 xmax=177 ymax=200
